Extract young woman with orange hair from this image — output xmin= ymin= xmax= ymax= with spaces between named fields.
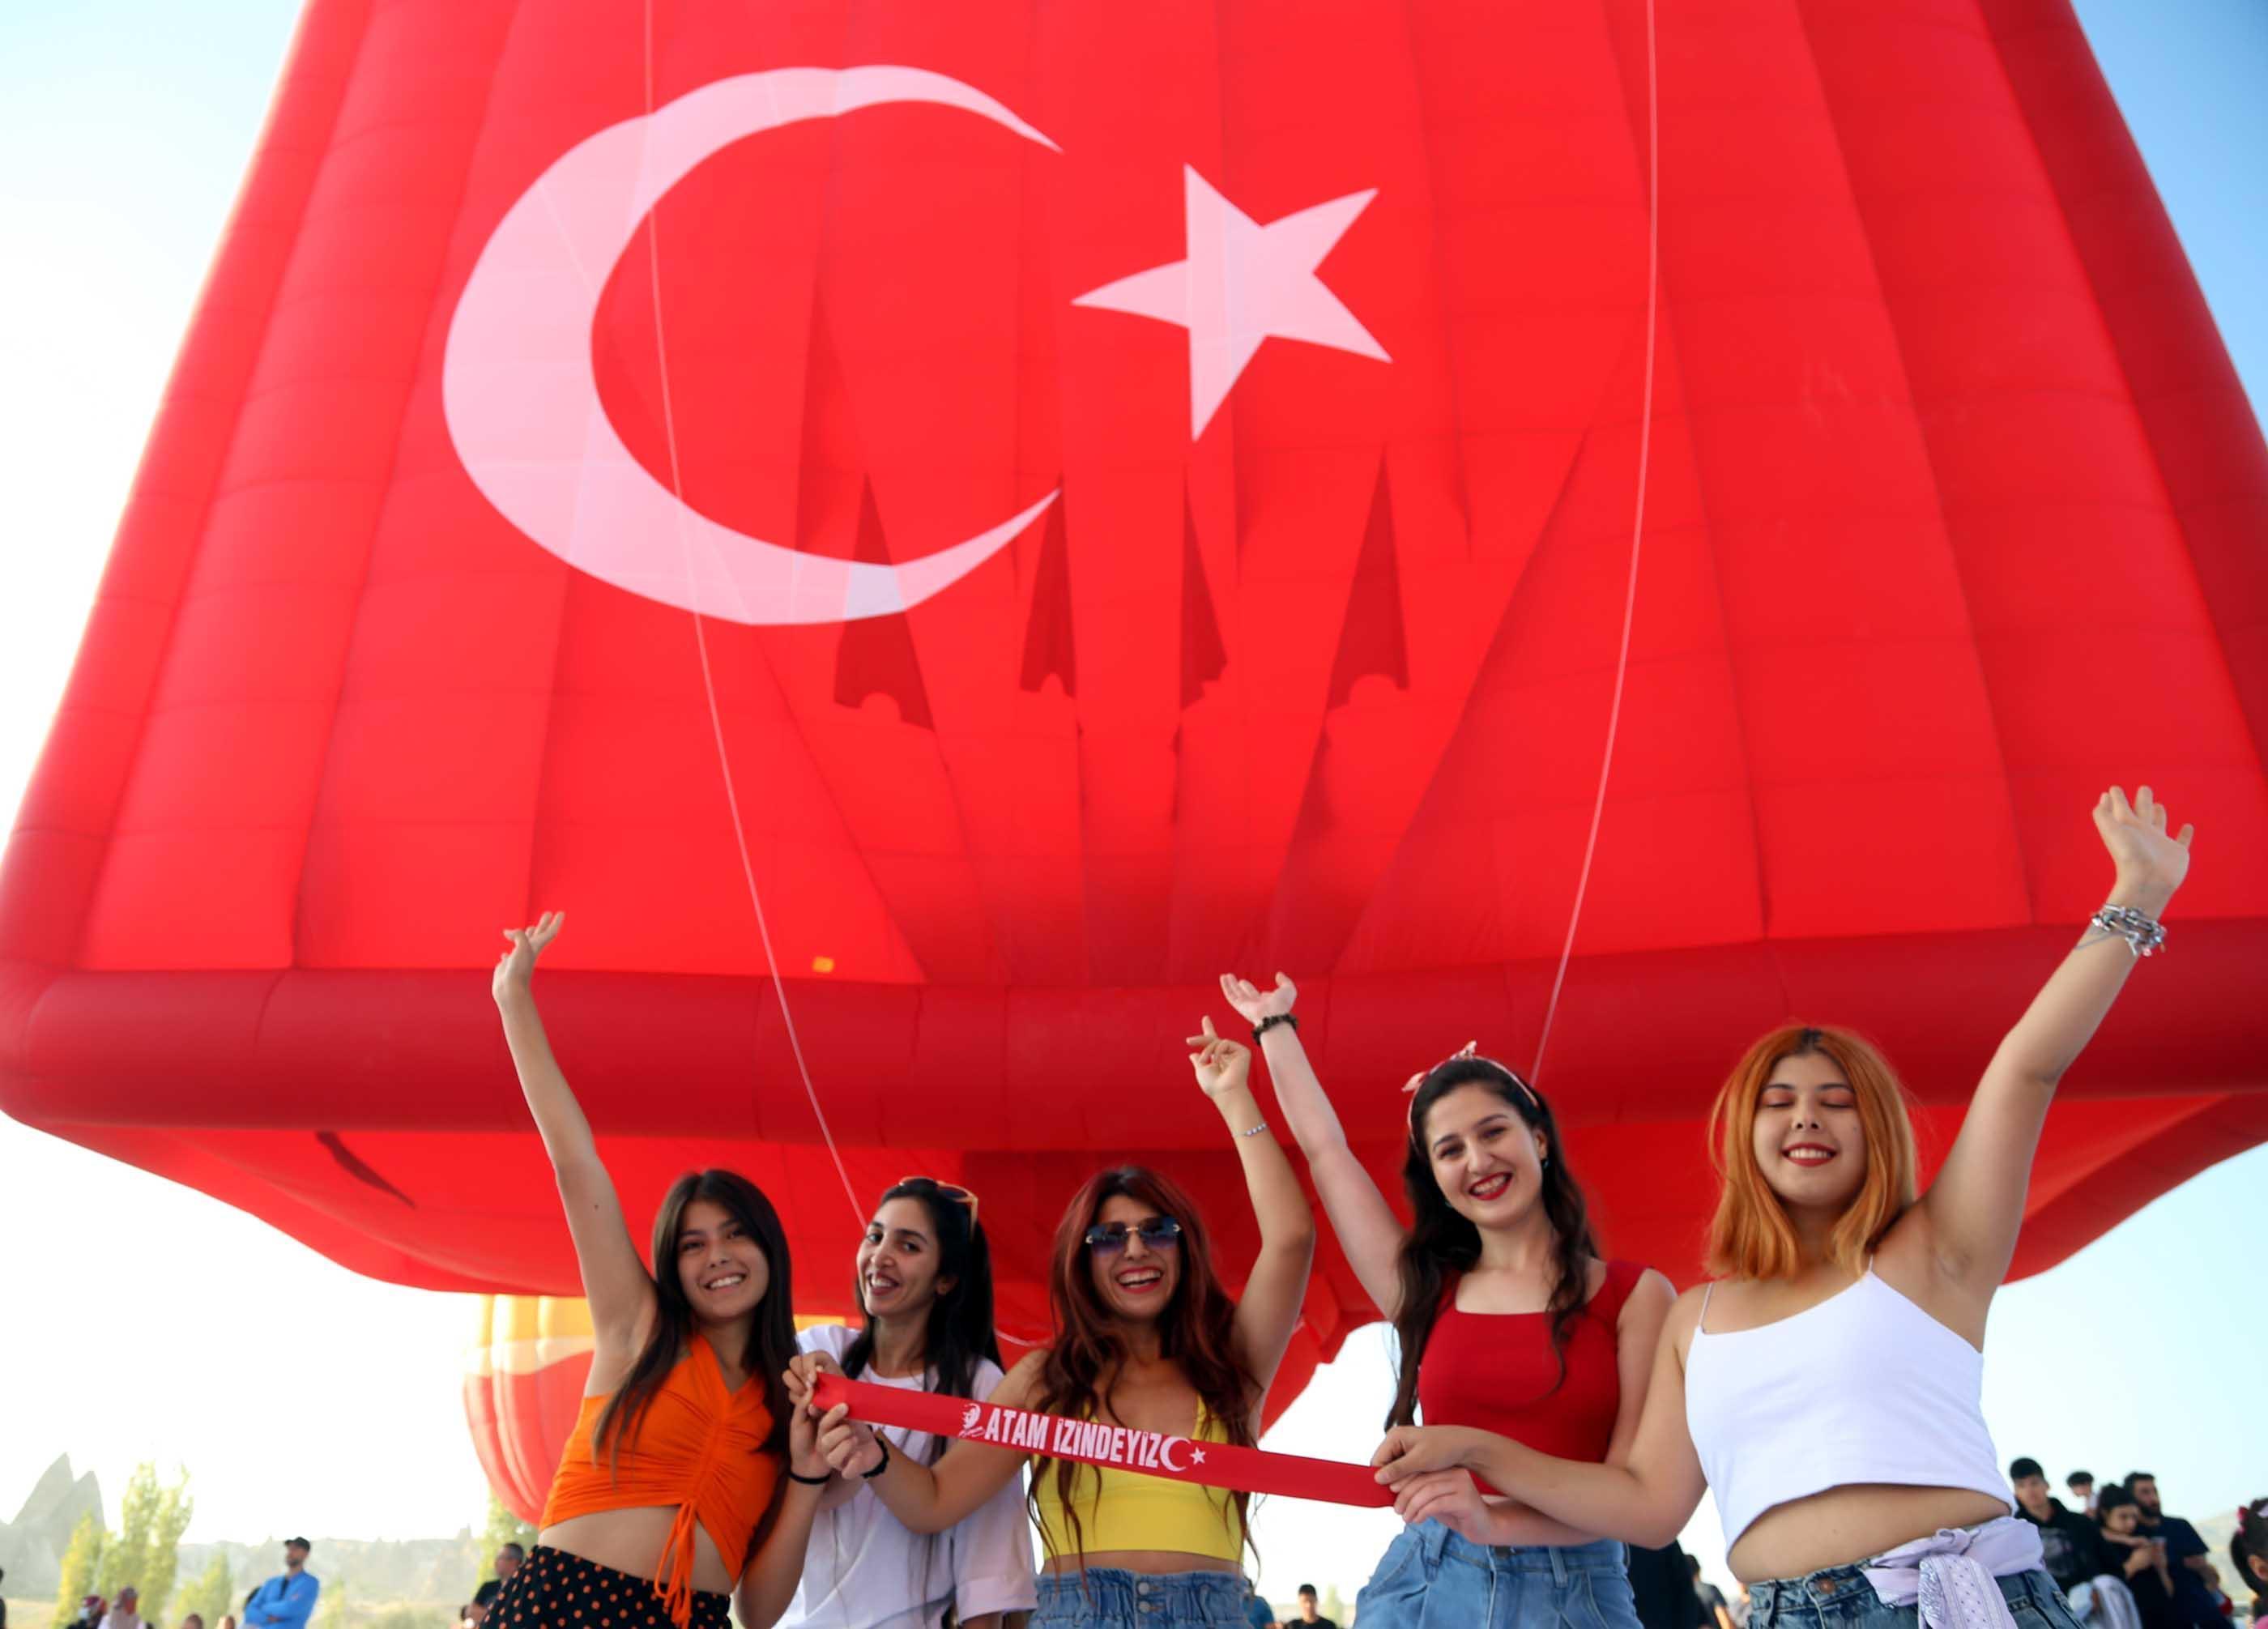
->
xmin=1371 ymin=787 xmax=2197 ymax=1629
xmin=804 ymin=1020 xmax=1315 ymax=1628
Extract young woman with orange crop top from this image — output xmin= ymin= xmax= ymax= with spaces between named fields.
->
xmin=488 ymin=913 xmax=829 ymax=1629
xmin=803 ymin=1019 xmax=1315 ymax=1628
xmin=1372 ymin=789 xmax=2197 ymax=1629
xmin=1216 ymin=971 xmax=1675 ymax=1629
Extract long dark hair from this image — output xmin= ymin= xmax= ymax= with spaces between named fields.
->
xmin=595 ymin=1169 xmax=796 ymax=1545
xmin=841 ymin=1176 xmax=1001 ymax=1464
xmin=1386 ymin=1057 xmax=1597 ymax=1431
xmin=1032 ymin=1166 xmax=1256 ymax=1566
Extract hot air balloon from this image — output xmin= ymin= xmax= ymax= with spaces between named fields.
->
xmin=466 ymin=1295 xmax=598 ymax=1525
xmin=2 ymin=0 xmax=2265 ymax=1419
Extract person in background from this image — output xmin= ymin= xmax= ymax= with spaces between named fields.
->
xmin=2228 ymin=1500 xmax=2267 ymax=1623
xmin=1690 ymin=1555 xmax=1735 ymax=1629
xmin=2069 ymin=1474 xmax=2099 ymax=1519
xmin=102 ymin=1585 xmax=147 ymax=1629
xmin=181 ymin=1615 xmax=207 ymax=1629
xmin=218 ymin=1614 xmax=238 ymax=1629
xmin=245 ymin=1539 xmax=319 ymax=1629
xmin=1291 ymin=1583 xmax=1338 ymax=1629
xmin=461 ymin=1605 xmax=488 ymax=1629
xmin=2010 ymin=1459 xmax=2140 ymax=1629
xmin=2096 ymin=1488 xmax=2179 ymax=1629
xmin=66 ymin=1596 xmax=105 ymax=1629
xmin=1240 ymin=1584 xmax=1277 ymax=1629
xmin=1625 ymin=1544 xmax=1707 ymax=1629
xmin=2125 ymin=1475 xmax=2223 ymax=1629
xmin=473 ymin=1545 xmax=526 ymax=1612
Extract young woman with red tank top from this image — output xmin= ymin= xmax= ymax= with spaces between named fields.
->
xmin=1372 ymin=788 xmax=2197 ymax=1629
xmin=1218 ymin=972 xmax=1676 ymax=1629
xmin=488 ymin=915 xmax=828 ymax=1629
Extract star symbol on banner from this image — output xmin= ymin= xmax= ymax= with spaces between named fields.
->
xmin=1073 ymin=166 xmax=1390 ymax=437
xmin=1190 ymin=1446 xmax=1208 ymax=1465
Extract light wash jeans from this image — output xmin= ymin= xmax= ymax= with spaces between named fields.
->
xmin=1030 ymin=1567 xmax=1252 ymax=1628
xmin=1354 ymin=1522 xmax=1639 ymax=1629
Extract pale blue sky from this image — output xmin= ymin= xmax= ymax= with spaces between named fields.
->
xmin=0 ymin=0 xmax=2262 ymax=1602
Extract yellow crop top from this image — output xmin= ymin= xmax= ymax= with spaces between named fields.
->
xmin=1031 ymin=1408 xmax=1243 ymax=1563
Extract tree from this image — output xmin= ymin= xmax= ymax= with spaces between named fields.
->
xmin=315 ymin=1580 xmax=349 ymax=1629
xmin=54 ymin=1512 xmax=105 ymax=1624
xmin=90 ymin=1465 xmax=193 ymax=1623
xmin=140 ymin=1473 xmax=195 ymax=1621
xmin=182 ymin=1553 xmax=233 ymax=1628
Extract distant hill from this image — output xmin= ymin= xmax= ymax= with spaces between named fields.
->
xmin=0 ymin=1456 xmax=104 ymax=1596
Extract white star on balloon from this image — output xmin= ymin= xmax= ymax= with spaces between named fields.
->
xmin=1073 ymin=166 xmax=1390 ymax=437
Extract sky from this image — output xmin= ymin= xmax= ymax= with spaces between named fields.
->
xmin=2 ymin=0 xmax=2265 ymax=1606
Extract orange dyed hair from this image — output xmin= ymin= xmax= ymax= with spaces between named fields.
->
xmin=1703 ymin=1023 xmax=1919 ymax=1281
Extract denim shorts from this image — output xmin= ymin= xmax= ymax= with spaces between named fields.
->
xmin=1748 ymin=1563 xmax=2085 ymax=1629
xmin=1031 ymin=1567 xmax=1255 ymax=1627
xmin=1355 ymin=1521 xmax=1639 ymax=1629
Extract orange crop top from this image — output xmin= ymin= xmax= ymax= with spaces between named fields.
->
xmin=540 ymin=1333 xmax=778 ymax=1627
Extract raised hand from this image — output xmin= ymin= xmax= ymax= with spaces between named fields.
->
xmin=2093 ymin=786 xmax=2193 ymax=906
xmin=1218 ymin=971 xmax=1297 ymax=1026
xmin=1185 ymin=1016 xmax=1252 ymax=1099
xmin=492 ymin=910 xmax=564 ymax=1005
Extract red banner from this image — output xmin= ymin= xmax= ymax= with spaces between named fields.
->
xmin=811 ymin=1374 xmax=1392 ymax=1507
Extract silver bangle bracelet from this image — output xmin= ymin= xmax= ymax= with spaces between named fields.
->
xmin=2089 ymin=902 xmax=2167 ymax=957
xmin=1238 ymin=1120 xmax=1269 ymax=1138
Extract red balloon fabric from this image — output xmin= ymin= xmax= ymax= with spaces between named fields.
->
xmin=4 ymin=0 xmax=2266 ymax=1402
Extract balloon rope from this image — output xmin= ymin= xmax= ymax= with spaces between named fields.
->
xmin=641 ymin=1 xmax=863 ymax=1226
xmin=1533 ymin=0 xmax=1660 ymax=1085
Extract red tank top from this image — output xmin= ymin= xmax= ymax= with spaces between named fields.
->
xmin=1415 ymin=1259 xmax=1643 ymax=1482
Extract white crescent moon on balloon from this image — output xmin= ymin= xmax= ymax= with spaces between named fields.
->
xmin=1157 ymin=1436 xmax=1191 ymax=1473
xmin=442 ymin=66 xmax=1060 ymax=625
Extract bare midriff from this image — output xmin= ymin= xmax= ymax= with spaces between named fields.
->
xmin=1042 ymin=1550 xmax=1241 ymax=1576
xmin=536 ymin=1508 xmax=740 ymax=1597
xmin=1728 ymin=1485 xmax=2012 ymax=1584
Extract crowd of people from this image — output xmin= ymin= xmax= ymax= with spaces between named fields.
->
xmin=55 ymin=1538 xmax=316 ymax=1629
xmin=458 ymin=790 xmax=2260 ymax=1629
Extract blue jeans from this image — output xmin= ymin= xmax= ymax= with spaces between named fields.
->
xmin=1031 ymin=1567 xmax=1254 ymax=1628
xmin=1749 ymin=1563 xmax=2086 ymax=1629
xmin=1355 ymin=1523 xmax=1639 ymax=1629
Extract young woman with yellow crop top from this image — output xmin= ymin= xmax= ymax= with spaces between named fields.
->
xmin=1371 ymin=789 xmax=2198 ymax=1629
xmin=488 ymin=914 xmax=829 ymax=1629
xmin=805 ymin=1018 xmax=1315 ymax=1627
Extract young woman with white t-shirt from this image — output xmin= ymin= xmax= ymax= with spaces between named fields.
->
xmin=783 ymin=1178 xmax=1036 ymax=1629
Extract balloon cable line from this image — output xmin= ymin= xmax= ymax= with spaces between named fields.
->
xmin=640 ymin=2 xmax=864 ymax=1227
xmin=1532 ymin=0 xmax=1660 ymax=1085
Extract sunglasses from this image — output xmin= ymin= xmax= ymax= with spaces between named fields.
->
xmin=900 ymin=1175 xmax=979 ymax=1225
xmin=1083 ymin=1216 xmax=1183 ymax=1256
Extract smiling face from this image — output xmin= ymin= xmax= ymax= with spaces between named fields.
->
xmin=1750 ymin=1050 xmax=1869 ymax=1213
xmin=674 ymin=1196 xmax=770 ymax=1324
xmin=1086 ymin=1192 xmax=1182 ymax=1323
xmin=1421 ymin=1082 xmax=1549 ymax=1230
xmin=859 ymin=1196 xmax=952 ymax=1321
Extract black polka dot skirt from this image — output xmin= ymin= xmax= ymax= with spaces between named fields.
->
xmin=484 ymin=1546 xmax=728 ymax=1629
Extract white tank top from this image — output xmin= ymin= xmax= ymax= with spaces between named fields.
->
xmin=1684 ymin=1269 xmax=2012 ymax=1548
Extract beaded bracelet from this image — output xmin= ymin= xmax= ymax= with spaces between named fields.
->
xmin=1252 ymin=1013 xmax=1298 ymax=1044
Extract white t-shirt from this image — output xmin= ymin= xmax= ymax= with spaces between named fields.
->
xmin=782 ymin=1324 xmax=1038 ymax=1629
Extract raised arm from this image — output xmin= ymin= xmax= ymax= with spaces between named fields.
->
xmin=1221 ymin=974 xmax=1410 ymax=1318
xmin=1188 ymin=1017 xmax=1316 ymax=1414
xmin=1374 ymin=1285 xmax=1711 ymax=1548
xmin=492 ymin=913 xmax=655 ymax=1350
xmin=814 ymin=1351 xmax=1042 ymax=1533
xmin=1918 ymin=787 xmax=2193 ymax=1295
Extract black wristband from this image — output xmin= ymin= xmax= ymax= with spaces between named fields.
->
xmin=1252 ymin=1013 xmax=1298 ymax=1044
xmin=861 ymin=1435 xmax=892 ymax=1479
xmin=787 ymin=1469 xmax=829 ymax=1486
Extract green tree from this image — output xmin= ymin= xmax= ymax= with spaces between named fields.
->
xmin=54 ymin=1512 xmax=106 ymax=1624
xmin=469 ymin=1495 xmax=535 ymax=1599
xmin=94 ymin=1465 xmax=160 ymax=1606
xmin=139 ymin=1473 xmax=194 ymax=1621
xmin=314 ymin=1581 xmax=348 ymax=1629
xmin=181 ymin=1553 xmax=233 ymax=1628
